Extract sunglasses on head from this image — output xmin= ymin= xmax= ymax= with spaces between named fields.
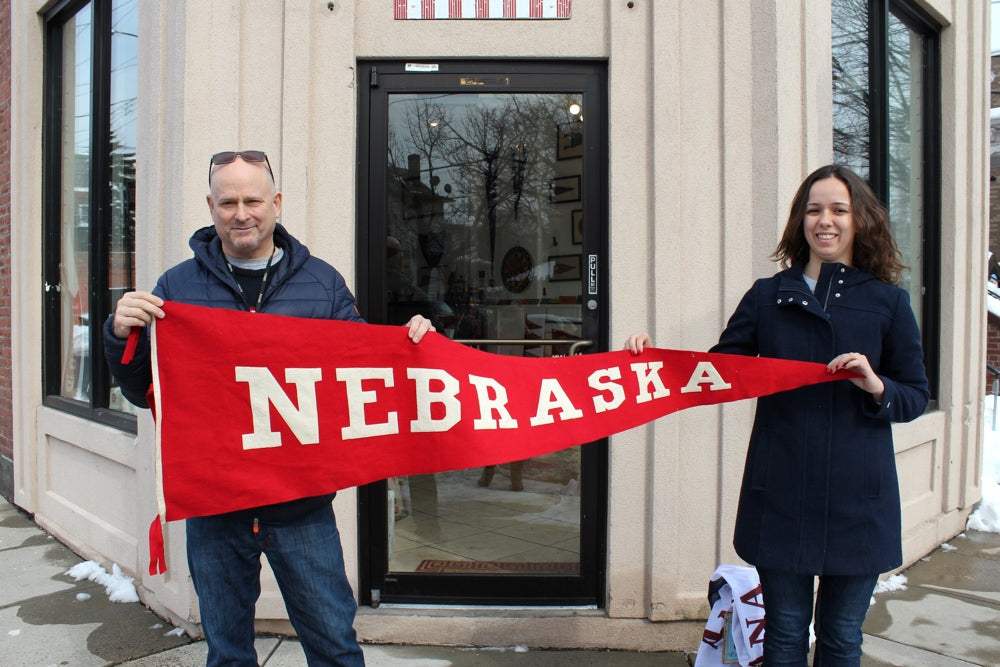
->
xmin=208 ymin=150 xmax=274 ymax=185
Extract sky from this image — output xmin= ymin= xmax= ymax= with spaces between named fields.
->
xmin=994 ymin=1 xmax=1000 ymax=53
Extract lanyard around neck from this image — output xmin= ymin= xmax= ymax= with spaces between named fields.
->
xmin=226 ymin=244 xmax=276 ymax=313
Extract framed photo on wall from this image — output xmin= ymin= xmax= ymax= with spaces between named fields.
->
xmin=557 ymin=121 xmax=583 ymax=160
xmin=550 ymin=175 xmax=580 ymax=203
xmin=571 ymin=209 xmax=582 ymax=244
xmin=549 ymin=254 xmax=582 ymax=281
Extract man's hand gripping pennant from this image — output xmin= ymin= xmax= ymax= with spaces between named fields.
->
xmin=145 ymin=301 xmax=855 ymax=573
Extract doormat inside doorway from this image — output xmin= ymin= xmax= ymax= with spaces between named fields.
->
xmin=415 ymin=559 xmax=580 ymax=574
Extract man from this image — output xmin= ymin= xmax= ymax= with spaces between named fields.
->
xmin=105 ymin=150 xmax=434 ymax=666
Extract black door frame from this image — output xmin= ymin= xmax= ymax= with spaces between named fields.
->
xmin=356 ymin=60 xmax=609 ymax=606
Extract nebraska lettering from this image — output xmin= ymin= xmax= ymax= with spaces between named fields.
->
xmin=234 ymin=361 xmax=734 ymax=448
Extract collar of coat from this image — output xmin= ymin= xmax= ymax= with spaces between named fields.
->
xmin=776 ymin=262 xmax=876 ymax=311
xmin=188 ymin=223 xmax=310 ymax=293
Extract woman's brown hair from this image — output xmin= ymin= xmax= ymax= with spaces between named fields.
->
xmin=772 ymin=164 xmax=907 ymax=285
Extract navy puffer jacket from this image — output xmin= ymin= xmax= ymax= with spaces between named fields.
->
xmin=103 ymin=224 xmax=365 ymax=521
xmin=710 ymin=262 xmax=929 ymax=576
xmin=105 ymin=223 xmax=364 ymax=406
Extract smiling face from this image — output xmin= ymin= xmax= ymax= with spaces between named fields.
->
xmin=803 ymin=176 xmax=855 ymax=276
xmin=206 ymin=157 xmax=282 ymax=260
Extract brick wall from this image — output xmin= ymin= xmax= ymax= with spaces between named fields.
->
xmin=0 ymin=0 xmax=11 ymax=497
xmin=987 ymin=55 xmax=1000 ymax=396
xmin=988 ymin=310 xmax=1000 ymax=394
xmin=988 ymin=318 xmax=1000 ymax=394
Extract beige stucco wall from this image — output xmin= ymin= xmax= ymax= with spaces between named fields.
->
xmin=10 ymin=0 xmax=989 ymax=650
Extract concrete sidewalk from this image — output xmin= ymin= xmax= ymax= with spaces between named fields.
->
xmin=1 ymin=495 xmax=997 ymax=666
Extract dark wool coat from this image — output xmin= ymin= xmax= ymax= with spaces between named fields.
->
xmin=710 ymin=262 xmax=929 ymax=576
xmin=103 ymin=223 xmax=365 ymax=521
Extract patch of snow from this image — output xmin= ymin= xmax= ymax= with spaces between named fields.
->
xmin=967 ymin=480 xmax=1000 ymax=532
xmin=65 ymin=561 xmax=140 ymax=603
xmin=874 ymin=574 xmax=908 ymax=594
xmin=967 ymin=397 xmax=1000 ymax=533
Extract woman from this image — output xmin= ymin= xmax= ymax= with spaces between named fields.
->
xmin=626 ymin=165 xmax=929 ymax=665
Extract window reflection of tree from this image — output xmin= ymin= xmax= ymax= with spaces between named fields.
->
xmin=832 ymin=0 xmax=927 ymax=298
xmin=833 ymin=0 xmax=871 ymax=175
xmin=386 ymin=93 xmax=580 ymax=322
xmin=885 ymin=13 xmax=923 ymax=297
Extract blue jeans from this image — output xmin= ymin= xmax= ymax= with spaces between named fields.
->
xmin=186 ymin=505 xmax=365 ymax=667
xmin=757 ymin=568 xmax=878 ymax=667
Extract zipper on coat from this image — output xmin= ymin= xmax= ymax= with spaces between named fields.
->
xmin=819 ymin=274 xmax=836 ymax=312
xmin=816 ymin=263 xmax=851 ymax=312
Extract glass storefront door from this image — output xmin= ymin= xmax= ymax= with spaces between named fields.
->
xmin=358 ymin=62 xmax=607 ymax=605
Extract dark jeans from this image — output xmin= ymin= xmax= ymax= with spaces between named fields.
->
xmin=757 ymin=568 xmax=878 ymax=667
xmin=186 ymin=505 xmax=365 ymax=666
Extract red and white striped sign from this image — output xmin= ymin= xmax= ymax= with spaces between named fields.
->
xmin=394 ymin=0 xmax=571 ymax=19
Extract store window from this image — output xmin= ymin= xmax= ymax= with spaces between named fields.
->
xmin=832 ymin=0 xmax=940 ymax=393
xmin=43 ymin=0 xmax=138 ymax=426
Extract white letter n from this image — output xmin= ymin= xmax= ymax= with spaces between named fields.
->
xmin=235 ymin=367 xmax=322 ymax=450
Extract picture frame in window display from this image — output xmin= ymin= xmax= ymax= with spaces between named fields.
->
xmin=550 ymin=175 xmax=580 ymax=203
xmin=501 ymin=245 xmax=534 ymax=293
xmin=556 ymin=121 xmax=583 ymax=160
xmin=571 ymin=209 xmax=583 ymax=244
xmin=549 ymin=254 xmax=582 ymax=281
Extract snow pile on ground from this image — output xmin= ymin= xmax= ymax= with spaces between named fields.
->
xmin=65 ymin=560 xmax=140 ymax=603
xmin=967 ymin=482 xmax=1000 ymax=532
xmin=870 ymin=573 xmax=908 ymax=606
xmin=967 ymin=396 xmax=1000 ymax=533
xmin=874 ymin=573 xmax=907 ymax=594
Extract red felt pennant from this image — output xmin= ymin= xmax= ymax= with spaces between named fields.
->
xmin=148 ymin=516 xmax=166 ymax=575
xmin=145 ymin=301 xmax=854 ymax=572
xmin=121 ymin=327 xmax=140 ymax=364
